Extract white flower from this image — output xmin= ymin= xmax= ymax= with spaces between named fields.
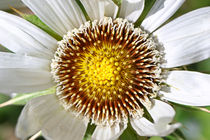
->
xmin=0 ymin=0 xmax=24 ymax=10
xmin=0 ymin=0 xmax=210 ymax=140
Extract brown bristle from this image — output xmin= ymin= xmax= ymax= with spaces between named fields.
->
xmin=51 ymin=17 xmax=161 ymax=126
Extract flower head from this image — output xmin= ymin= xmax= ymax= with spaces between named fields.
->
xmin=0 ymin=0 xmax=210 ymax=140
xmin=51 ymin=17 xmax=162 ymax=126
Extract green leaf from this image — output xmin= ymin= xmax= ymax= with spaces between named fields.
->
xmin=120 ymin=122 xmax=148 ymax=140
xmin=163 ymin=129 xmax=186 ymax=140
xmin=0 ymin=94 xmax=10 ymax=103
xmin=149 ymin=136 xmax=164 ymax=140
xmin=75 ymin=0 xmax=91 ymax=21
xmin=172 ymin=129 xmax=186 ymax=140
xmin=11 ymin=6 xmax=61 ymax=40
xmin=0 ymin=44 xmax=13 ymax=53
xmin=0 ymin=87 xmax=56 ymax=108
xmin=83 ymin=123 xmax=96 ymax=140
xmin=112 ymin=0 xmax=122 ymax=6
xmin=170 ymin=102 xmax=210 ymax=114
xmin=163 ymin=136 xmax=177 ymax=140
xmin=22 ymin=14 xmax=62 ymax=40
xmin=134 ymin=0 xmax=156 ymax=27
xmin=112 ymin=0 xmax=122 ymax=18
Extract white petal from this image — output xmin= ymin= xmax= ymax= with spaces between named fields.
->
xmin=16 ymin=97 xmax=41 ymax=139
xmin=119 ymin=0 xmax=144 ymax=23
xmin=161 ymin=70 xmax=210 ymax=106
xmin=92 ymin=123 xmax=127 ymax=140
xmin=131 ymin=117 xmax=181 ymax=136
xmin=22 ymin=0 xmax=86 ymax=36
xmin=0 ymin=52 xmax=54 ymax=94
xmin=16 ymin=94 xmax=88 ymax=140
xmin=142 ymin=0 xmax=185 ymax=32
xmin=0 ymin=0 xmax=24 ymax=10
xmin=0 ymin=11 xmax=57 ymax=59
xmin=80 ymin=0 xmax=118 ymax=20
xmin=154 ymin=7 xmax=210 ymax=68
xmin=0 ymin=52 xmax=49 ymax=69
xmin=130 ymin=99 xmax=178 ymax=136
xmin=148 ymin=99 xmax=175 ymax=124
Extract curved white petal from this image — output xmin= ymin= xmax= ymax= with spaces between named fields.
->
xmin=131 ymin=99 xmax=179 ymax=136
xmin=0 ymin=0 xmax=24 ymax=10
xmin=142 ymin=0 xmax=185 ymax=32
xmin=148 ymin=99 xmax=175 ymax=124
xmin=0 ymin=52 xmax=54 ymax=94
xmin=154 ymin=7 xmax=210 ymax=68
xmin=131 ymin=117 xmax=181 ymax=136
xmin=81 ymin=0 xmax=118 ymax=20
xmin=16 ymin=94 xmax=88 ymax=140
xmin=92 ymin=123 xmax=127 ymax=140
xmin=22 ymin=0 xmax=86 ymax=36
xmin=161 ymin=71 xmax=210 ymax=106
xmin=16 ymin=97 xmax=42 ymax=139
xmin=0 ymin=11 xmax=57 ymax=59
xmin=119 ymin=0 xmax=144 ymax=23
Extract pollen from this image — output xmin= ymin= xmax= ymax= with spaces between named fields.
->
xmin=51 ymin=17 xmax=162 ymax=126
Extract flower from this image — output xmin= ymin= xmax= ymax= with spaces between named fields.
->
xmin=0 ymin=0 xmax=210 ymax=140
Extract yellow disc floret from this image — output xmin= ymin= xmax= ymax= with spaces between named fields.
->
xmin=51 ymin=17 xmax=162 ymax=126
xmin=76 ymin=43 xmax=131 ymax=100
xmin=85 ymin=57 xmax=116 ymax=86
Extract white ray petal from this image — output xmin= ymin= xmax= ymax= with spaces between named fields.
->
xmin=131 ymin=99 xmax=179 ymax=136
xmin=16 ymin=94 xmax=88 ymax=140
xmin=131 ymin=117 xmax=181 ymax=136
xmin=161 ymin=70 xmax=210 ymax=106
xmin=0 ymin=52 xmax=54 ymax=94
xmin=80 ymin=0 xmax=118 ymax=20
xmin=119 ymin=0 xmax=144 ymax=23
xmin=142 ymin=0 xmax=185 ymax=32
xmin=0 ymin=11 xmax=57 ymax=59
xmin=154 ymin=7 xmax=210 ymax=68
xmin=22 ymin=0 xmax=86 ymax=36
xmin=0 ymin=52 xmax=49 ymax=69
xmin=148 ymin=99 xmax=175 ymax=124
xmin=92 ymin=123 xmax=127 ymax=140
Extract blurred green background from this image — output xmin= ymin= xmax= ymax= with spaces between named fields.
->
xmin=0 ymin=0 xmax=210 ymax=140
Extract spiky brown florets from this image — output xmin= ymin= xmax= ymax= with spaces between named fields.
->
xmin=51 ymin=17 xmax=161 ymax=126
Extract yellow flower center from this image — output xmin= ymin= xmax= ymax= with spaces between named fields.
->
xmin=51 ymin=17 xmax=161 ymax=126
xmin=76 ymin=43 xmax=133 ymax=101
xmin=84 ymin=56 xmax=116 ymax=87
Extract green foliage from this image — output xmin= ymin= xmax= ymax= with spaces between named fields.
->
xmin=22 ymin=14 xmax=62 ymax=41
xmin=164 ymin=129 xmax=185 ymax=140
xmin=0 ymin=87 xmax=55 ymax=107
xmin=149 ymin=137 xmax=163 ymax=140
xmin=83 ymin=123 xmax=96 ymax=140
xmin=175 ymin=106 xmax=210 ymax=140
xmin=75 ymin=0 xmax=91 ymax=21
xmin=134 ymin=0 xmax=156 ymax=27
xmin=120 ymin=122 xmax=147 ymax=140
xmin=112 ymin=0 xmax=122 ymax=6
xmin=0 ymin=94 xmax=10 ymax=103
xmin=0 ymin=45 xmax=12 ymax=52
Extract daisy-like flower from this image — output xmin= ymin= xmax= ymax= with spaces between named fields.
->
xmin=0 ymin=0 xmax=210 ymax=140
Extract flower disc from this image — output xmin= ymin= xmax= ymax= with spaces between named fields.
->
xmin=51 ymin=17 xmax=162 ymax=125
